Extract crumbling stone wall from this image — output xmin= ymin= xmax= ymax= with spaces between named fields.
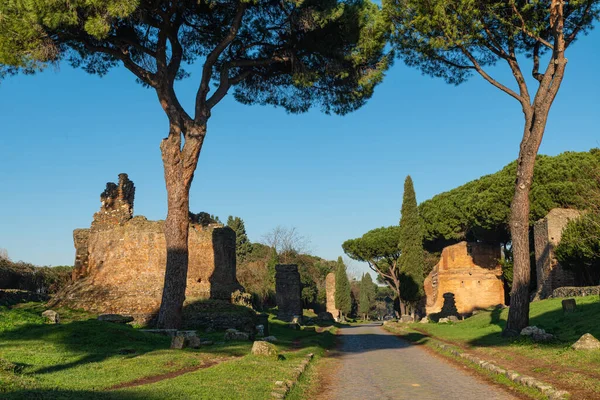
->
xmin=51 ymin=174 xmax=242 ymax=323
xmin=534 ymin=208 xmax=582 ymax=299
xmin=275 ymin=264 xmax=303 ymax=322
xmin=325 ymin=272 xmax=339 ymax=318
xmin=423 ymin=241 xmax=504 ymax=315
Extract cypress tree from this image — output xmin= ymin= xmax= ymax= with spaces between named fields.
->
xmin=226 ymin=216 xmax=253 ymax=264
xmin=359 ymin=273 xmax=376 ymax=320
xmin=335 ymin=256 xmax=352 ymax=319
xmin=399 ymin=176 xmax=425 ymax=305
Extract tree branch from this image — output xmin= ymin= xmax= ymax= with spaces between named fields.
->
xmin=565 ymin=0 xmax=594 ymax=47
xmin=205 ymin=57 xmax=278 ymax=109
xmin=195 ymin=2 xmax=248 ymax=122
xmin=510 ymin=1 xmax=554 ymax=50
xmin=459 ymin=46 xmax=524 ymax=103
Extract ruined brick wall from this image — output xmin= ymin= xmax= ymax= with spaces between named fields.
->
xmin=534 ymin=208 xmax=581 ymax=299
xmin=72 ymin=229 xmax=90 ymax=280
xmin=424 ymin=241 xmax=504 ymax=315
xmin=275 ymin=264 xmax=303 ymax=322
xmin=325 ymin=272 xmax=339 ymax=318
xmin=52 ymin=174 xmax=242 ymax=322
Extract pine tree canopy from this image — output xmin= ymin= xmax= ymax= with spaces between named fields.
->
xmin=384 ymin=0 xmax=599 ymax=86
xmin=398 ymin=175 xmax=424 ymax=301
xmin=342 ymin=226 xmax=402 ymax=300
xmin=1 ymin=0 xmax=390 ymax=116
xmin=419 ymin=150 xmax=600 ymax=250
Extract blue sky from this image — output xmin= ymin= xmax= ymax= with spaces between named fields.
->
xmin=1 ymin=28 xmax=599 ymax=276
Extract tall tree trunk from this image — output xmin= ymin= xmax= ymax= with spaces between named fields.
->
xmin=399 ymin=300 xmax=406 ymax=316
xmin=505 ymin=107 xmax=549 ymax=334
xmin=156 ymin=124 xmax=204 ymax=329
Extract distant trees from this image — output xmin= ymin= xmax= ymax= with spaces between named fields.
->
xmin=385 ymin=0 xmax=600 ymax=333
xmin=343 ymin=226 xmax=402 ymax=315
xmin=335 ymin=257 xmax=352 ymax=319
xmin=227 ymin=216 xmax=253 ymax=264
xmin=1 ymin=0 xmax=388 ymax=329
xmin=359 ymin=273 xmax=376 ymax=320
xmin=398 ymin=176 xmax=424 ymax=311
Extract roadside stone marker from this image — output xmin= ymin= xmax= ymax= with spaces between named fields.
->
xmin=561 ymin=298 xmax=576 ymax=313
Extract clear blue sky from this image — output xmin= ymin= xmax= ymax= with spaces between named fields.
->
xmin=1 ymin=29 xmax=599 ymax=277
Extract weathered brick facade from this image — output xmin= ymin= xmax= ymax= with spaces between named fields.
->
xmin=424 ymin=241 xmax=504 ymax=315
xmin=533 ymin=208 xmax=582 ymax=299
xmin=51 ymin=174 xmax=242 ymax=322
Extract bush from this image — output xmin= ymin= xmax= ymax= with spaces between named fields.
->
xmin=0 ymin=258 xmax=73 ymax=295
xmin=555 ymin=212 xmax=600 ymax=286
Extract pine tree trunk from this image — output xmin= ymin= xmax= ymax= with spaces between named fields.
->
xmin=156 ymin=124 xmax=204 ymax=329
xmin=505 ymin=0 xmax=567 ymax=334
xmin=505 ymin=107 xmax=549 ymax=334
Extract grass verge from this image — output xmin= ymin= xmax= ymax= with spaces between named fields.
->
xmin=0 ymin=302 xmax=338 ymax=399
xmin=384 ymin=295 xmax=600 ymax=400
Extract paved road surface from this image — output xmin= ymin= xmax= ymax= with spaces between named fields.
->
xmin=319 ymin=323 xmax=517 ymax=400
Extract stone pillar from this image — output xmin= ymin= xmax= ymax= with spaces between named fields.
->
xmin=72 ymin=229 xmax=90 ymax=280
xmin=534 ymin=208 xmax=581 ymax=299
xmin=325 ymin=272 xmax=339 ymax=318
xmin=275 ymin=264 xmax=303 ymax=322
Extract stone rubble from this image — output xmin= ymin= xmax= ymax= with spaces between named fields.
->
xmin=41 ymin=310 xmax=59 ymax=324
xmin=571 ymin=333 xmax=600 ymax=351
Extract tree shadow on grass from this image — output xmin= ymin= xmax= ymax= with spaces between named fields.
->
xmin=1 ymin=388 xmax=160 ymax=400
xmin=467 ymin=298 xmax=600 ymax=348
xmin=0 ymin=318 xmax=171 ymax=375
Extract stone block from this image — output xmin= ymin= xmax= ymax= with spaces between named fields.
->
xmin=251 ymin=341 xmax=278 ymax=358
xmin=561 ymin=298 xmax=577 ymax=313
xmin=42 ymin=310 xmax=59 ymax=324
xmin=170 ymin=335 xmax=186 ymax=349
xmin=572 ymin=333 xmax=600 ymax=350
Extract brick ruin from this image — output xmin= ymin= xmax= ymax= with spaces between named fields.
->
xmin=51 ymin=174 xmax=242 ymax=322
xmin=325 ymin=272 xmax=339 ymax=318
xmin=424 ymin=241 xmax=504 ymax=315
xmin=533 ymin=208 xmax=582 ymax=299
xmin=275 ymin=264 xmax=303 ymax=322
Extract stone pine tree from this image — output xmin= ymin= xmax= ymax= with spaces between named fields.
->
xmin=359 ymin=272 xmax=376 ymax=320
xmin=1 ymin=0 xmax=389 ymax=328
xmin=343 ymin=226 xmax=402 ymax=316
xmin=335 ymin=256 xmax=352 ymax=319
xmin=398 ymin=176 xmax=424 ymax=315
xmin=385 ymin=0 xmax=599 ymax=333
xmin=226 ymin=216 xmax=252 ymax=264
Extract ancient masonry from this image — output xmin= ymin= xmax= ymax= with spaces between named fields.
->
xmin=533 ymin=208 xmax=582 ymax=299
xmin=325 ymin=272 xmax=339 ymax=318
xmin=275 ymin=264 xmax=303 ymax=322
xmin=423 ymin=241 xmax=504 ymax=315
xmin=51 ymin=174 xmax=242 ymax=322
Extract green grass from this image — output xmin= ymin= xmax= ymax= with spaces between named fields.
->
xmin=0 ymin=302 xmax=337 ymax=399
xmin=385 ymin=296 xmax=600 ymax=399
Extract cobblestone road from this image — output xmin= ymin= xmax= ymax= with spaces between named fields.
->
xmin=319 ymin=323 xmax=517 ymax=400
